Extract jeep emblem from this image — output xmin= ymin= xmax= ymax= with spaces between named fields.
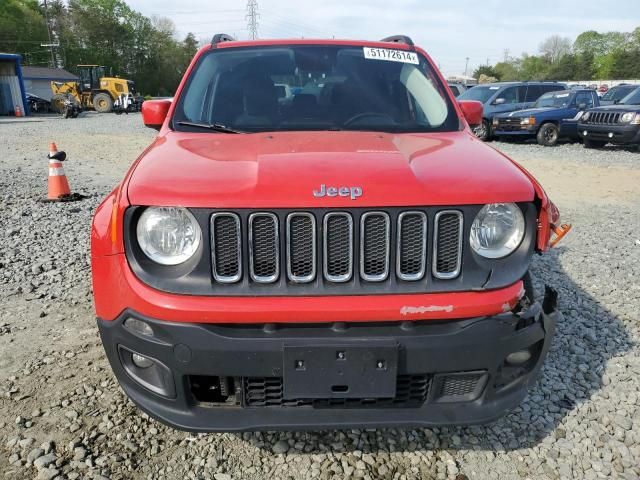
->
xmin=313 ymin=184 xmax=363 ymax=200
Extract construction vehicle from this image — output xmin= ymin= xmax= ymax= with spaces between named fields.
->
xmin=50 ymin=65 xmax=142 ymax=114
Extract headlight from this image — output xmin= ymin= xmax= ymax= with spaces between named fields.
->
xmin=492 ymin=118 xmax=499 ymax=126
xmin=581 ymin=112 xmax=590 ymax=121
xmin=136 ymin=207 xmax=201 ymax=265
xmin=520 ymin=117 xmax=536 ymax=125
xmin=632 ymin=113 xmax=640 ymax=125
xmin=470 ymin=203 xmax=525 ymax=259
xmin=620 ymin=112 xmax=636 ymax=123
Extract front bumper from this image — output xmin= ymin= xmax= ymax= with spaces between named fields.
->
xmin=578 ymin=123 xmax=640 ymax=144
xmin=97 ymin=288 xmax=560 ymax=432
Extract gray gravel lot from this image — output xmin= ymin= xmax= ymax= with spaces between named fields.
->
xmin=0 ymin=114 xmax=639 ymax=480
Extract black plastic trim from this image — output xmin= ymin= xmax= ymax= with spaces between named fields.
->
xmin=96 ymin=288 xmax=559 ymax=431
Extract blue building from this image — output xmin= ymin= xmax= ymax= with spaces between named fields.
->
xmin=0 ymin=53 xmax=28 ymax=116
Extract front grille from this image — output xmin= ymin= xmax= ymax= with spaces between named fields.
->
xmin=585 ymin=111 xmax=621 ymax=125
xmin=496 ymin=117 xmax=522 ymax=131
xmin=211 ymin=213 xmax=242 ymax=283
xmin=324 ymin=213 xmax=353 ymax=282
xmin=433 ymin=211 xmax=463 ymax=279
xmin=360 ymin=212 xmax=390 ymax=281
xmin=208 ymin=208 xmax=466 ymax=287
xmin=249 ymin=213 xmax=279 ymax=282
xmin=243 ymin=375 xmax=430 ymax=408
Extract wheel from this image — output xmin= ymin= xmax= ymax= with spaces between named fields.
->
xmin=583 ymin=138 xmax=607 ymax=149
xmin=51 ymin=94 xmax=70 ymax=114
xmin=473 ymin=119 xmax=491 ymax=141
xmin=537 ymin=123 xmax=559 ymax=146
xmin=93 ymin=93 xmax=113 ymax=113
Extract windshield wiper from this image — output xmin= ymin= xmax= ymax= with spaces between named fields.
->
xmin=176 ymin=121 xmax=246 ymax=134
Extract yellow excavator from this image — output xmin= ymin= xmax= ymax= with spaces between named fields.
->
xmin=50 ymin=65 xmax=142 ymax=114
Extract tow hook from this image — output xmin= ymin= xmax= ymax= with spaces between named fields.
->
xmin=550 ymin=223 xmax=572 ymax=247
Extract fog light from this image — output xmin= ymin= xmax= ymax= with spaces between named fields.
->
xmin=506 ymin=350 xmax=532 ymax=366
xmin=608 ymin=132 xmax=614 ymax=138
xmin=132 ymin=353 xmax=154 ymax=369
xmin=124 ymin=317 xmax=154 ymax=337
xmin=583 ymin=131 xmax=588 ymax=136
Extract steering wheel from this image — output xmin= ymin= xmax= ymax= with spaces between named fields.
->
xmin=343 ymin=112 xmax=395 ymax=126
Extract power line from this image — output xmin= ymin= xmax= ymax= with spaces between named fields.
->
xmin=246 ymin=0 xmax=259 ymax=40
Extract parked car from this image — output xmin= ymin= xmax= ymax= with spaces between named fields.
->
xmin=447 ymin=82 xmax=467 ymax=97
xmin=493 ymin=89 xmax=599 ymax=146
xmin=599 ymin=84 xmax=637 ymax=106
xmin=458 ymin=82 xmax=568 ymax=140
xmin=578 ymin=86 xmax=640 ymax=149
xmin=92 ymin=33 xmax=565 ymax=431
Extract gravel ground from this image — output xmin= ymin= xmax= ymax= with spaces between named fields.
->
xmin=1 ymin=114 xmax=639 ymax=480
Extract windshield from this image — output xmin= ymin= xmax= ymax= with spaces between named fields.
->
xmin=534 ymin=91 xmax=572 ymax=108
xmin=458 ymin=85 xmax=499 ymax=103
xmin=619 ymin=87 xmax=640 ymax=105
xmin=601 ymin=86 xmax=636 ymax=102
xmin=174 ymin=45 xmax=458 ymax=133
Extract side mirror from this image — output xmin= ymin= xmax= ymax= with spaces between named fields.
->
xmin=493 ymin=98 xmax=506 ymax=105
xmin=458 ymin=100 xmax=483 ymax=127
xmin=142 ymin=99 xmax=171 ymax=130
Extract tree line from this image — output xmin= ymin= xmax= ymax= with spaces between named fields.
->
xmin=0 ymin=0 xmax=198 ymax=96
xmin=474 ymin=28 xmax=640 ymax=82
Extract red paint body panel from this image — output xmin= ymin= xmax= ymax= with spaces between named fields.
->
xmin=126 ymin=131 xmax=535 ymax=208
xmin=92 ymin=253 xmax=524 ymax=323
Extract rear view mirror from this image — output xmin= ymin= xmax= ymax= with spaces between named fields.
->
xmin=458 ymin=100 xmax=483 ymax=127
xmin=142 ymin=99 xmax=172 ymax=130
xmin=578 ymin=103 xmax=587 ymax=110
xmin=494 ymin=98 xmax=506 ymax=105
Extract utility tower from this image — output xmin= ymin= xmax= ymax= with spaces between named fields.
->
xmin=246 ymin=0 xmax=259 ymax=40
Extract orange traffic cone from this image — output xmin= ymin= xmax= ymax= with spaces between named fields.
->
xmin=47 ymin=142 xmax=71 ymax=200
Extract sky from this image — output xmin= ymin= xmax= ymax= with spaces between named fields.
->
xmin=126 ymin=0 xmax=640 ymax=76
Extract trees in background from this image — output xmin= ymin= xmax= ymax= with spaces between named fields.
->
xmin=0 ymin=0 xmax=199 ymax=96
xmin=474 ymin=27 xmax=640 ymax=83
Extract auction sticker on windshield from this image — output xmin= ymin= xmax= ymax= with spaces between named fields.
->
xmin=363 ymin=47 xmax=419 ymax=64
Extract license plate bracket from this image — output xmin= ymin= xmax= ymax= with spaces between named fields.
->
xmin=282 ymin=341 xmax=398 ymax=399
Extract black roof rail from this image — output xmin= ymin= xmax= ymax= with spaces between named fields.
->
xmin=211 ymin=34 xmax=236 ymax=46
xmin=380 ymin=35 xmax=414 ymax=46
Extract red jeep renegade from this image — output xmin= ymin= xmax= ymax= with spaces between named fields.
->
xmin=92 ymin=34 xmax=564 ymax=431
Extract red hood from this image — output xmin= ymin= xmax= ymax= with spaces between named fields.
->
xmin=127 ymin=131 xmax=534 ymax=208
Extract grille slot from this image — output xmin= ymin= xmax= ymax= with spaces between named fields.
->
xmin=360 ymin=212 xmax=390 ymax=282
xmin=286 ymin=213 xmax=316 ymax=283
xmin=249 ymin=213 xmax=279 ymax=283
xmin=243 ymin=375 xmax=430 ymax=408
xmin=396 ymin=211 xmax=427 ymax=281
xmin=210 ymin=213 xmax=242 ymax=283
xmin=433 ymin=210 xmax=463 ymax=279
xmin=323 ymin=212 xmax=353 ymax=282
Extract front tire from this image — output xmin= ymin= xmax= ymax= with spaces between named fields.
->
xmin=473 ymin=119 xmax=491 ymax=141
xmin=93 ymin=93 xmax=113 ymax=113
xmin=537 ymin=123 xmax=559 ymax=146
xmin=583 ymin=138 xmax=607 ymax=149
